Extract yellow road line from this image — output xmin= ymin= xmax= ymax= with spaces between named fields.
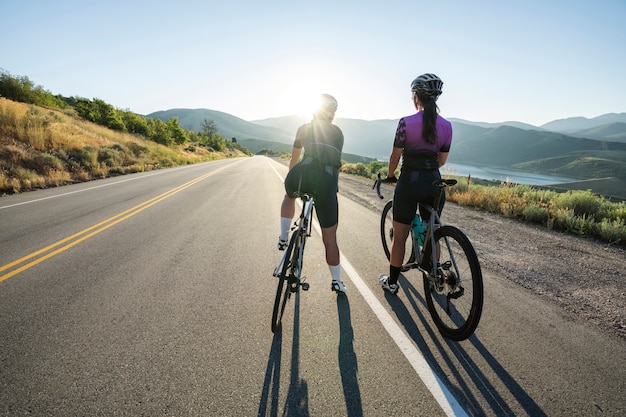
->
xmin=0 ymin=161 xmax=240 ymax=283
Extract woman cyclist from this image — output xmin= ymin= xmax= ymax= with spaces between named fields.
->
xmin=379 ymin=74 xmax=453 ymax=295
xmin=278 ymin=94 xmax=347 ymax=294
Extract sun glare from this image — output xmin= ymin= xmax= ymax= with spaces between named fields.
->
xmin=277 ymin=79 xmax=334 ymax=118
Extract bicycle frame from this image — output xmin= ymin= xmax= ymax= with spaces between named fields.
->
xmin=293 ymin=195 xmax=314 ymax=278
xmin=273 ymin=194 xmax=314 ymax=279
xmin=412 ymin=205 xmax=464 ymax=293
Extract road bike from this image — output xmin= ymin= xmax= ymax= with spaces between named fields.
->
xmin=373 ymin=173 xmax=483 ymax=341
xmin=271 ymin=193 xmax=314 ymax=333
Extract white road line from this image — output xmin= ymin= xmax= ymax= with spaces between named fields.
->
xmin=0 ymin=169 xmax=169 ymax=210
xmin=0 ymin=162 xmax=220 ymax=210
xmin=268 ymin=158 xmax=469 ymax=417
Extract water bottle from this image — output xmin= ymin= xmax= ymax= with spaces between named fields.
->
xmin=412 ymin=215 xmax=428 ymax=247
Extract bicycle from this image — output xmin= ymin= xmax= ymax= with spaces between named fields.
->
xmin=271 ymin=193 xmax=314 ymax=333
xmin=373 ymin=173 xmax=483 ymax=341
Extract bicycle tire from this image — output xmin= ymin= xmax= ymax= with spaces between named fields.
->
xmin=421 ymin=225 xmax=483 ymax=341
xmin=271 ymin=231 xmax=300 ymax=333
xmin=380 ymin=200 xmax=416 ymax=264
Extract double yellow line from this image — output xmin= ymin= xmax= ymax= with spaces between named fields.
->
xmin=0 ymin=162 xmax=238 ymax=283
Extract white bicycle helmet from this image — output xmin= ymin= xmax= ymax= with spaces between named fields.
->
xmin=411 ymin=73 xmax=443 ymax=99
xmin=318 ymin=94 xmax=338 ymax=113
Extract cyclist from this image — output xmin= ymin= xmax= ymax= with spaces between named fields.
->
xmin=379 ymin=74 xmax=453 ymax=295
xmin=278 ymin=94 xmax=347 ymax=294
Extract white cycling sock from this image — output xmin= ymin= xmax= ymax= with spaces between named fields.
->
xmin=280 ymin=217 xmax=291 ymax=241
xmin=329 ymin=264 xmax=342 ymax=282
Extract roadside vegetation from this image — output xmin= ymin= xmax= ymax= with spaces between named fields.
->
xmin=340 ymin=161 xmax=626 ymax=246
xmin=0 ymin=70 xmax=250 ymax=194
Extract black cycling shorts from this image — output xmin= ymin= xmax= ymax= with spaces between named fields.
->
xmin=392 ymin=169 xmax=445 ymax=225
xmin=284 ymin=159 xmax=339 ymax=228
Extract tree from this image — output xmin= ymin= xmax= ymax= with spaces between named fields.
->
xmin=146 ymin=118 xmax=173 ymax=146
xmin=122 ymin=111 xmax=149 ymax=136
xmin=201 ymin=119 xmax=218 ymax=137
xmin=166 ymin=118 xmax=189 ymax=145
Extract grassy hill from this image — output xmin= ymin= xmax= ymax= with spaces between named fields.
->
xmin=148 ymin=109 xmax=294 ymax=144
xmin=0 ymin=99 xmax=247 ymax=194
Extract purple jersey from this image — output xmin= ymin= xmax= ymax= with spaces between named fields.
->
xmin=393 ymin=111 xmax=452 ymax=155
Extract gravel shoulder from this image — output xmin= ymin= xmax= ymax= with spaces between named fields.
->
xmin=336 ymin=172 xmax=626 ymax=341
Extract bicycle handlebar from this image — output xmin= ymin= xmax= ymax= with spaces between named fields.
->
xmin=372 ymin=172 xmax=458 ymax=199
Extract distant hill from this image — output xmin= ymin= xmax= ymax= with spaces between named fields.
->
xmin=149 ymin=108 xmax=626 ymax=199
xmin=450 ymin=125 xmax=626 ymax=171
xmin=540 ymin=112 xmax=626 ymax=133
xmin=147 ymin=108 xmax=293 ymax=144
xmin=448 ymin=118 xmax=541 ymax=131
xmin=562 ymin=122 xmax=626 ymax=142
xmin=150 ymin=109 xmax=399 ymax=159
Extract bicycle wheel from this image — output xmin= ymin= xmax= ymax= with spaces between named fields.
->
xmin=271 ymin=231 xmax=301 ymax=333
xmin=421 ymin=225 xmax=483 ymax=341
xmin=380 ymin=200 xmax=416 ymax=264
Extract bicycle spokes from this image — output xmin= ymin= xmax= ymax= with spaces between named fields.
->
xmin=422 ymin=226 xmax=483 ymax=341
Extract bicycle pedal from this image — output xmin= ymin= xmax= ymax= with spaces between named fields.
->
xmin=448 ymin=286 xmax=465 ymax=299
xmin=301 ymin=282 xmax=310 ymax=291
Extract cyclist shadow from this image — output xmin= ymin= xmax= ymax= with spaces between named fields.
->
xmin=258 ymin=291 xmax=309 ymax=417
xmin=258 ymin=293 xmax=363 ymax=417
xmin=383 ymin=274 xmax=548 ymax=417
xmin=336 ymin=295 xmax=364 ymax=417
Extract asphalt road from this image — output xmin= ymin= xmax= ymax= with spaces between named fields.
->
xmin=1 ymin=156 xmax=624 ymax=416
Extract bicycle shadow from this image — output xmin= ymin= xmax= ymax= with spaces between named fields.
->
xmin=258 ymin=292 xmax=364 ymax=417
xmin=381 ymin=274 xmax=549 ymax=417
xmin=258 ymin=291 xmax=309 ymax=417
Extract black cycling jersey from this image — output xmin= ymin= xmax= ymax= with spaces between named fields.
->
xmin=285 ymin=118 xmax=344 ymax=228
xmin=293 ymin=119 xmax=343 ymax=167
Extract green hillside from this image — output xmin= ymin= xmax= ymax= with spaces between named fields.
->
xmin=573 ymin=122 xmax=626 ymax=142
xmin=148 ymin=109 xmax=293 ymax=144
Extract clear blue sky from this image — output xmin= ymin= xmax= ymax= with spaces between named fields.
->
xmin=2 ymin=0 xmax=625 ymax=126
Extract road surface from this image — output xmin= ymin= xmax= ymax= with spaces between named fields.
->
xmin=1 ymin=156 xmax=624 ymax=416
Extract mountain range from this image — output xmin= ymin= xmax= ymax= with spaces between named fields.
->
xmin=148 ymin=109 xmax=626 ymax=199
xmin=149 ymin=108 xmax=626 ymax=157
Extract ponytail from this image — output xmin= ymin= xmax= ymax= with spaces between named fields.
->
xmin=420 ymin=93 xmax=439 ymax=144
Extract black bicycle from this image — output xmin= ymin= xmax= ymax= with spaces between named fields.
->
xmin=374 ymin=173 xmax=483 ymax=341
xmin=271 ymin=194 xmax=314 ymax=333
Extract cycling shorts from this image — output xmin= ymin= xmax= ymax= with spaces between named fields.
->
xmin=284 ymin=158 xmax=339 ymax=228
xmin=392 ymin=168 xmax=445 ymax=225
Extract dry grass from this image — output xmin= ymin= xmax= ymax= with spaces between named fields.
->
xmin=0 ymin=98 xmax=243 ymax=194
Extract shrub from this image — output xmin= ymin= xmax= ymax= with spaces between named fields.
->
xmin=46 ymin=169 xmax=71 ymax=187
xmin=30 ymin=153 xmax=65 ymax=175
xmin=606 ymin=204 xmax=626 ymax=223
xmin=594 ymin=218 xmax=626 ymax=245
xmin=552 ymin=190 xmax=604 ymax=221
xmin=15 ymin=167 xmax=45 ymax=191
xmin=523 ymin=203 xmax=550 ymax=225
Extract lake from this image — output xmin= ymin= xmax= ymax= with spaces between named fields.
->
xmin=443 ymin=163 xmax=577 ymax=186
